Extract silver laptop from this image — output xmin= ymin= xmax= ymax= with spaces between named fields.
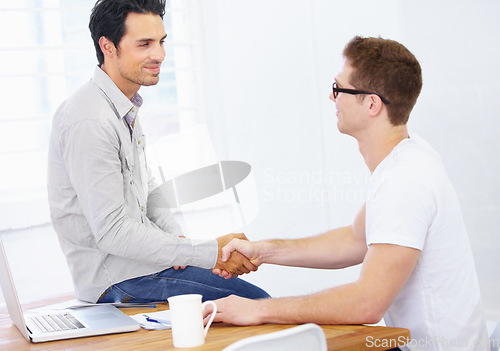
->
xmin=0 ymin=235 xmax=140 ymax=343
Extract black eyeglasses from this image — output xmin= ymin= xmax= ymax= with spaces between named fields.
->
xmin=332 ymin=82 xmax=390 ymax=105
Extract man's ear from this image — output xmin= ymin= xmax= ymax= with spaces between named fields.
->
xmin=367 ymin=95 xmax=384 ymax=117
xmin=99 ymin=36 xmax=116 ymax=60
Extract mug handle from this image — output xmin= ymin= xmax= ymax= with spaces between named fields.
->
xmin=202 ymin=300 xmax=217 ymax=337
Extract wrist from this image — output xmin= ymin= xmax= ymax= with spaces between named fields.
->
xmin=255 ymin=298 xmax=273 ymax=324
xmin=257 ymin=240 xmax=278 ymax=265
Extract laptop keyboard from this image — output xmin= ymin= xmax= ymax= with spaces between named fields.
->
xmin=29 ymin=312 xmax=85 ymax=333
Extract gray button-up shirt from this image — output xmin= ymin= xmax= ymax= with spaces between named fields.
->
xmin=48 ymin=67 xmax=218 ymax=302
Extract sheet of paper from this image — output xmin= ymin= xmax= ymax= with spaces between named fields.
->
xmin=132 ymin=310 xmax=172 ymax=330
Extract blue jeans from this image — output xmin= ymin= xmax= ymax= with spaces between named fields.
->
xmin=97 ymin=266 xmax=269 ymax=303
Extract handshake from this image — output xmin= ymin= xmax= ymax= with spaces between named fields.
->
xmin=213 ymin=233 xmax=261 ymax=279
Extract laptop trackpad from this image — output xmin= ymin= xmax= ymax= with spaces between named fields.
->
xmin=85 ymin=313 xmax=117 ymax=321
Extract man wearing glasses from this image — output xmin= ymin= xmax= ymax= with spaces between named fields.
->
xmin=209 ymin=36 xmax=488 ymax=350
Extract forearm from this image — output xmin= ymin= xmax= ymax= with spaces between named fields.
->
xmin=257 ymin=226 xmax=366 ymax=269
xmin=215 ymin=280 xmax=384 ymax=326
xmin=95 ymin=210 xmax=217 ymax=268
xmin=147 ymin=201 xmax=183 ymax=236
xmin=256 ymin=283 xmax=382 ymax=325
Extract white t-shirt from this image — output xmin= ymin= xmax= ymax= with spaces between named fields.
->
xmin=365 ymin=134 xmax=489 ymax=351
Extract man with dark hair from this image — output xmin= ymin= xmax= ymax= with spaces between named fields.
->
xmin=209 ymin=36 xmax=488 ymax=350
xmin=47 ymin=0 xmax=268 ymax=304
xmin=89 ymin=0 xmax=168 ymax=67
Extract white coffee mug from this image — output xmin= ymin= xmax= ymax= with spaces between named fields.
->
xmin=167 ymin=294 xmax=217 ymax=348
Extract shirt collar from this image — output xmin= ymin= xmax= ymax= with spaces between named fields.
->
xmin=130 ymin=92 xmax=143 ymax=108
xmin=92 ymin=66 xmax=139 ymax=120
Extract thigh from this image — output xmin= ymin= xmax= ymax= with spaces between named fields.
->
xmin=159 ymin=266 xmax=270 ymax=301
xmin=98 ymin=267 xmax=269 ymax=303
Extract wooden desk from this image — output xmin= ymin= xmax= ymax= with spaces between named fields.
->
xmin=0 ymin=296 xmax=410 ymax=351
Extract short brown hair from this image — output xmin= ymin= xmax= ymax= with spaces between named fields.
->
xmin=343 ymin=36 xmax=422 ymax=125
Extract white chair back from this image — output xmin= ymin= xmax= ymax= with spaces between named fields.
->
xmin=223 ymin=323 xmax=327 ymax=351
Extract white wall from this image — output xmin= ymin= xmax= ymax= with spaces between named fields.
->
xmin=198 ymin=0 xmax=500 ymax=321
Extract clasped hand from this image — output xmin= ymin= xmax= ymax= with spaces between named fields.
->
xmin=213 ymin=233 xmax=261 ymax=279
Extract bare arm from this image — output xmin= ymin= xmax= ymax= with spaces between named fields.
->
xmin=207 ymin=243 xmax=420 ymax=325
xmin=222 ymin=204 xmax=368 ymax=270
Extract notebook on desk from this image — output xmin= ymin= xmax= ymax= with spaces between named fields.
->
xmin=0 ymin=235 xmax=140 ymax=343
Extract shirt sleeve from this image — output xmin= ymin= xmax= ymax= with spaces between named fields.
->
xmin=59 ymin=118 xmax=218 ymax=269
xmin=366 ymin=167 xmax=437 ymax=250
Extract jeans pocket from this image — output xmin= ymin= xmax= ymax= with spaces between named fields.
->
xmin=97 ymin=285 xmax=134 ymax=303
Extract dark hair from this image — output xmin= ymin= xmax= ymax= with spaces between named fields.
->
xmin=89 ymin=0 xmax=166 ymax=66
xmin=343 ymin=36 xmax=422 ymax=126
